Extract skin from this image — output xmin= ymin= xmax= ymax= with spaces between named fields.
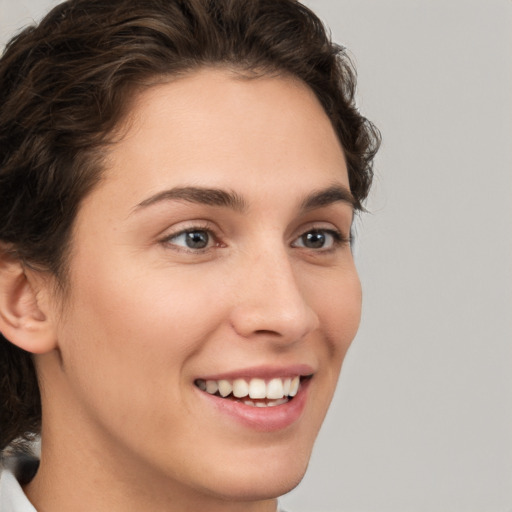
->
xmin=22 ymin=69 xmax=362 ymax=512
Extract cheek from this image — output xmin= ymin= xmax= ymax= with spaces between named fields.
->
xmin=309 ymin=267 xmax=362 ymax=355
xmin=56 ymin=259 xmax=225 ymax=423
xmin=303 ymin=266 xmax=362 ymax=407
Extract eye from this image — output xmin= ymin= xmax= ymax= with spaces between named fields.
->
xmin=292 ymin=229 xmax=343 ymax=250
xmin=165 ymin=229 xmax=213 ymax=250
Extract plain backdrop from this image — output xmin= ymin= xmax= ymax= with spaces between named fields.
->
xmin=1 ymin=1 xmax=511 ymax=511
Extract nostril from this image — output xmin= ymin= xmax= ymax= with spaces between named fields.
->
xmin=254 ymin=329 xmax=281 ymax=336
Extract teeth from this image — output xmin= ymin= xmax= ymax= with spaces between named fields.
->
xmin=283 ymin=378 xmax=291 ymax=396
xmin=196 ymin=376 xmax=305 ymax=401
xmin=232 ymin=378 xmax=249 ymax=398
xmin=289 ymin=376 xmax=300 ymax=397
xmin=218 ymin=379 xmax=232 ymax=397
xmin=247 ymin=397 xmax=288 ymax=408
xmin=248 ymin=378 xmax=266 ymax=399
xmin=206 ymin=380 xmax=218 ymax=394
xmin=267 ymin=378 xmax=284 ymax=399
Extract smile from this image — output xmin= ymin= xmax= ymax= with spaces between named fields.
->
xmin=194 ymin=376 xmax=308 ymax=408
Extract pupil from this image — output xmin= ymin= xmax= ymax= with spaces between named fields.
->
xmin=304 ymin=231 xmax=325 ymax=248
xmin=186 ymin=231 xmax=209 ymax=249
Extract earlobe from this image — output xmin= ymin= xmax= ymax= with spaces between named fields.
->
xmin=0 ymin=250 xmax=57 ymax=354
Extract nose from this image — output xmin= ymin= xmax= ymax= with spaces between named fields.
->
xmin=229 ymin=247 xmax=320 ymax=344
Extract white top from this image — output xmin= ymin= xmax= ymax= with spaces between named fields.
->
xmin=0 ymin=469 xmax=37 ymax=512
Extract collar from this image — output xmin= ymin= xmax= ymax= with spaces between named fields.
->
xmin=0 ymin=467 xmax=37 ymax=512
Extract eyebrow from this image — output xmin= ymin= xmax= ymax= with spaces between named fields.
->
xmin=299 ymin=184 xmax=356 ymax=212
xmin=133 ymin=183 xmax=355 ymax=214
xmin=133 ymin=186 xmax=247 ymax=213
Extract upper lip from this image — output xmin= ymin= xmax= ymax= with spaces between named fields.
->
xmin=196 ymin=364 xmax=315 ymax=381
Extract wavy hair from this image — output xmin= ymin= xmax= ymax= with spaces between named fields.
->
xmin=0 ymin=0 xmax=380 ymax=452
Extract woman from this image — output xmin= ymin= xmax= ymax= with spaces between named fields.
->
xmin=0 ymin=0 xmax=379 ymax=510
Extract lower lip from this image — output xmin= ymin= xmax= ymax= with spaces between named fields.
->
xmin=196 ymin=378 xmax=311 ymax=432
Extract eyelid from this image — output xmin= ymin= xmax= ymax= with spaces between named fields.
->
xmin=159 ymin=221 xmax=223 ymax=252
xmin=292 ymin=221 xmax=350 ymax=242
xmin=157 ymin=220 xmax=350 ymax=254
xmin=290 ymin=225 xmax=351 ymax=253
xmin=293 ymin=229 xmax=342 ymax=246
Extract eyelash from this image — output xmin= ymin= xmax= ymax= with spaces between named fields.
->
xmin=160 ymin=225 xmax=350 ymax=254
xmin=291 ymin=228 xmax=349 ymax=252
xmin=160 ymin=222 xmax=220 ymax=253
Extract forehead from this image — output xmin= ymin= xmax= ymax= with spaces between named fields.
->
xmin=89 ymin=68 xmax=349 ymax=213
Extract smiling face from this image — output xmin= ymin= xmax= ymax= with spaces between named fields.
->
xmin=33 ymin=69 xmax=362 ymax=510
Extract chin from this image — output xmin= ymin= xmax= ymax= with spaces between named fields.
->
xmin=199 ymin=446 xmax=311 ymax=502
xmin=212 ymin=468 xmax=307 ymax=503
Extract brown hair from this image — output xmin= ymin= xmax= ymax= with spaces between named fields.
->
xmin=0 ymin=0 xmax=380 ymax=451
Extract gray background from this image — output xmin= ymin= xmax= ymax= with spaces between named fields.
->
xmin=1 ymin=1 xmax=511 ymax=511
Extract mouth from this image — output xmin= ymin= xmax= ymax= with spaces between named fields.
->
xmin=194 ymin=375 xmax=312 ymax=408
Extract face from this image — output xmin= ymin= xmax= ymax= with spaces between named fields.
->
xmin=43 ymin=69 xmax=362 ymax=505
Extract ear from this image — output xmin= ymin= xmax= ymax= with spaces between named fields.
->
xmin=0 ymin=249 xmax=57 ymax=354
